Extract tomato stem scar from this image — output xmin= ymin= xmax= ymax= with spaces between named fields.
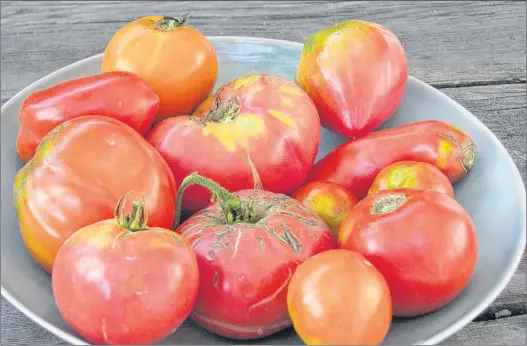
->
xmin=205 ymin=92 xmax=240 ymax=123
xmin=154 ymin=14 xmax=190 ymax=31
xmin=114 ymin=194 xmax=149 ymax=232
xmin=371 ymin=193 xmax=407 ymax=215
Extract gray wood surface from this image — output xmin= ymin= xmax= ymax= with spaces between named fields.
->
xmin=1 ymin=1 xmax=526 ymax=345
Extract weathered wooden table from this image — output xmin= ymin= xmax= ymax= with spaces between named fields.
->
xmin=1 ymin=1 xmax=525 ymax=344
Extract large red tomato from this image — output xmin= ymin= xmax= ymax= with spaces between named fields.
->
xmin=174 ymin=173 xmax=335 ymax=340
xmin=52 ymin=196 xmax=199 ymax=345
xmin=296 ymin=20 xmax=408 ymax=138
xmin=14 ymin=116 xmax=176 ymax=273
xmin=338 ymin=188 xmax=478 ymax=316
xmin=287 ymin=249 xmax=392 ymax=345
xmin=147 ymin=73 xmax=321 ymax=215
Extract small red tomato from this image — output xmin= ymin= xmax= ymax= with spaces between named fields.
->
xmin=338 ymin=188 xmax=478 ymax=317
xmin=52 ymin=196 xmax=199 ymax=345
xmin=174 ymin=173 xmax=335 ymax=340
xmin=368 ymin=161 xmax=454 ymax=197
xmin=287 ymin=249 xmax=392 ymax=345
xmin=293 ymin=181 xmax=358 ymax=237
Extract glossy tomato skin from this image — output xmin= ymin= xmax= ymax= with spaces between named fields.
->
xmin=368 ymin=161 xmax=454 ymax=198
xmin=338 ymin=188 xmax=478 ymax=316
xmin=296 ymin=20 xmax=407 ymax=138
xmin=287 ymin=249 xmax=392 ymax=345
xmin=177 ymin=189 xmax=335 ymax=339
xmin=101 ymin=15 xmax=218 ymax=120
xmin=16 ymin=71 xmax=159 ymax=162
xmin=52 ymin=220 xmax=199 ymax=345
xmin=14 ymin=116 xmax=176 ymax=273
xmin=306 ymin=120 xmax=477 ymax=199
xmin=148 ymin=73 xmax=321 ymax=214
xmin=293 ymin=181 xmax=358 ymax=237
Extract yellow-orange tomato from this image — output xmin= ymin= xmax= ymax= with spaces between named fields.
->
xmin=101 ymin=15 xmax=218 ymax=120
xmin=368 ymin=161 xmax=454 ymax=198
xmin=287 ymin=249 xmax=392 ymax=345
xmin=293 ymin=181 xmax=358 ymax=237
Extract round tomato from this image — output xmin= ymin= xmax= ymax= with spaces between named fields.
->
xmin=147 ymin=73 xmax=321 ymax=215
xmin=368 ymin=161 xmax=454 ymax=197
xmin=52 ymin=196 xmax=199 ymax=345
xmin=174 ymin=173 xmax=335 ymax=340
xmin=13 ymin=116 xmax=176 ymax=273
xmin=287 ymin=249 xmax=392 ymax=345
xmin=338 ymin=188 xmax=478 ymax=316
xmin=293 ymin=181 xmax=358 ymax=237
xmin=101 ymin=15 xmax=218 ymax=120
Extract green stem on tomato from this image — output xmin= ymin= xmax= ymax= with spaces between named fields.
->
xmin=154 ymin=14 xmax=190 ymax=31
xmin=173 ymin=172 xmax=254 ymax=229
xmin=114 ymin=194 xmax=148 ymax=231
xmin=204 ymin=90 xmax=240 ymax=123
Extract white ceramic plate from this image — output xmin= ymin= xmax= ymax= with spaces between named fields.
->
xmin=1 ymin=36 xmax=526 ymax=345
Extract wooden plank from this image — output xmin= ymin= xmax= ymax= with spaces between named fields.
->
xmin=1 ymin=0 xmax=526 ymax=104
xmin=442 ymin=315 xmax=527 ymax=345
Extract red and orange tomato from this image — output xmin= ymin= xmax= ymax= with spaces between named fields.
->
xmin=338 ymin=188 xmax=478 ymax=317
xmin=296 ymin=20 xmax=408 ymax=138
xmin=52 ymin=196 xmax=199 ymax=345
xmin=368 ymin=161 xmax=454 ymax=197
xmin=293 ymin=180 xmax=358 ymax=237
xmin=14 ymin=116 xmax=176 ymax=273
xmin=148 ymin=73 xmax=321 ymax=215
xmin=287 ymin=249 xmax=392 ymax=345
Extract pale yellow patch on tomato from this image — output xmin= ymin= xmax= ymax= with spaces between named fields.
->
xmin=234 ymin=74 xmax=261 ymax=89
xmin=437 ymin=139 xmax=454 ymax=169
xmin=268 ymin=109 xmax=298 ymax=129
xmin=202 ymin=114 xmax=266 ymax=152
xmin=280 ymin=85 xmax=302 ymax=95
xmin=281 ymin=97 xmax=294 ymax=107
xmin=386 ymin=165 xmax=417 ymax=189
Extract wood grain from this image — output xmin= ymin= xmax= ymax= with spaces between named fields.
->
xmin=1 ymin=1 xmax=525 ymax=345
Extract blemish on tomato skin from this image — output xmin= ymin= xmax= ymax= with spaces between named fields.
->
xmin=213 ymin=269 xmax=219 ymax=288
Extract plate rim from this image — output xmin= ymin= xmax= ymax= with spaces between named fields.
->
xmin=1 ymin=35 xmax=525 ymax=346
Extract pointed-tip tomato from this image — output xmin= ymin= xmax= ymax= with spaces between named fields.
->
xmin=14 ymin=115 xmax=176 ymax=273
xmin=147 ymin=73 xmax=321 ymax=215
xmin=293 ymin=180 xmax=358 ymax=237
xmin=101 ymin=15 xmax=218 ymax=120
xmin=296 ymin=20 xmax=408 ymax=138
xmin=338 ymin=188 xmax=478 ymax=317
xmin=287 ymin=249 xmax=392 ymax=345
xmin=368 ymin=161 xmax=454 ymax=197
xmin=174 ymin=173 xmax=335 ymax=340
xmin=52 ymin=196 xmax=199 ymax=345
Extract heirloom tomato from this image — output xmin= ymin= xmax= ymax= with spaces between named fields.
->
xmin=293 ymin=181 xmax=358 ymax=237
xmin=368 ymin=161 xmax=454 ymax=197
xmin=296 ymin=20 xmax=408 ymax=138
xmin=147 ymin=73 xmax=321 ymax=215
xmin=14 ymin=116 xmax=176 ymax=273
xmin=174 ymin=173 xmax=335 ymax=340
xmin=338 ymin=188 xmax=478 ymax=316
xmin=16 ymin=71 xmax=159 ymax=162
xmin=52 ymin=196 xmax=199 ymax=345
xmin=102 ymin=15 xmax=218 ymax=120
xmin=287 ymin=249 xmax=392 ymax=345
xmin=306 ymin=120 xmax=477 ymax=199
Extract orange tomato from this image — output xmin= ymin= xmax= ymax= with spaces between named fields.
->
xmin=287 ymin=249 xmax=392 ymax=345
xmin=293 ymin=181 xmax=358 ymax=237
xmin=368 ymin=161 xmax=455 ymax=197
xmin=101 ymin=15 xmax=218 ymax=120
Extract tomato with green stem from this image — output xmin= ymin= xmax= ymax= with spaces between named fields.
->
xmin=173 ymin=173 xmax=335 ymax=340
xmin=52 ymin=195 xmax=199 ymax=345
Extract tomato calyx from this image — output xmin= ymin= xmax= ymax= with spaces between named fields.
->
xmin=114 ymin=193 xmax=148 ymax=232
xmin=371 ymin=193 xmax=407 ymax=215
xmin=154 ymin=14 xmax=189 ymax=31
xmin=205 ymin=93 xmax=240 ymax=123
xmin=174 ymin=173 xmax=263 ymax=228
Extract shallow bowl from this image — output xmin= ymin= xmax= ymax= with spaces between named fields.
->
xmin=1 ymin=36 xmax=525 ymax=345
